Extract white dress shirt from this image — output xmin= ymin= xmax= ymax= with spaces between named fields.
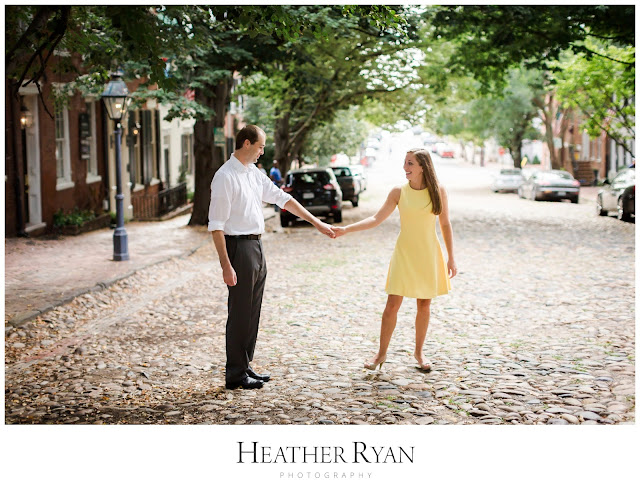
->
xmin=208 ymin=154 xmax=292 ymax=234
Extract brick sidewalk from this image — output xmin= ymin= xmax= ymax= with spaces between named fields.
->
xmin=4 ymin=208 xmax=276 ymax=327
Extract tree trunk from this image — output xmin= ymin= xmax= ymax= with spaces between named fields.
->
xmin=512 ymin=147 xmax=522 ymax=169
xmin=534 ymin=94 xmax=562 ymax=170
xmin=189 ymin=78 xmax=231 ymax=226
xmin=558 ymin=107 xmax=572 ymax=170
xmin=274 ymin=114 xmax=313 ymax=177
xmin=510 ymin=128 xmax=526 ymax=169
xmin=273 ymin=112 xmax=292 ymax=174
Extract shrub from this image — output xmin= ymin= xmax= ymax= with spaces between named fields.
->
xmin=53 ymin=208 xmax=96 ymax=228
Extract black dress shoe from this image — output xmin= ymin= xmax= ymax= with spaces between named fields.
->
xmin=247 ymin=366 xmax=271 ymax=382
xmin=225 ymin=376 xmax=264 ymax=390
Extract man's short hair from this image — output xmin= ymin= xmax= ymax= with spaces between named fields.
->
xmin=235 ymin=125 xmax=264 ymax=150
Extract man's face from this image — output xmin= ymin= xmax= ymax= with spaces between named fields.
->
xmin=247 ymin=133 xmax=266 ymax=163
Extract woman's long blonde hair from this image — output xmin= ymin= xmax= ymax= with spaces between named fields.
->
xmin=407 ymin=148 xmax=442 ymax=215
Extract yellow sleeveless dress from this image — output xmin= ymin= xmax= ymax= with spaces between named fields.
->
xmin=385 ymin=183 xmax=451 ymax=299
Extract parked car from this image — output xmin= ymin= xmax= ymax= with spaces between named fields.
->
xmin=350 ymin=164 xmax=368 ymax=191
xmin=331 ymin=166 xmax=361 ymax=206
xmin=597 ymin=167 xmax=635 ymax=222
xmin=518 ymin=170 xmax=580 ymax=203
xmin=279 ymin=168 xmax=342 ymax=226
xmin=491 ymin=168 xmax=524 ymax=193
xmin=435 ymin=142 xmax=454 ymax=158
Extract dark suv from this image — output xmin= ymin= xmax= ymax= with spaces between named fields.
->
xmin=279 ymin=168 xmax=343 ymax=227
xmin=331 ymin=166 xmax=361 ymax=207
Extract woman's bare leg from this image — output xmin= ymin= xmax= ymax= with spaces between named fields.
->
xmin=414 ymin=298 xmax=432 ymax=368
xmin=366 ymin=295 xmax=403 ymax=366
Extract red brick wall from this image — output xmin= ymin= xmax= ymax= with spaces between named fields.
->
xmin=6 ymin=59 xmax=144 ymax=236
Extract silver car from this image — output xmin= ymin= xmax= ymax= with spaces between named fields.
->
xmin=597 ymin=167 xmax=635 ymax=221
xmin=492 ymin=168 xmax=524 ymax=193
xmin=518 ymin=170 xmax=580 ymax=203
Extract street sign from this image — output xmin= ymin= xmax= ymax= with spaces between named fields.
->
xmin=213 ymin=127 xmax=225 ymax=146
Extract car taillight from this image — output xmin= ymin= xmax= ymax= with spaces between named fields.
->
xmin=538 ymin=181 xmax=551 ymax=186
xmin=323 ymin=184 xmax=335 ymax=190
xmin=573 ymin=180 xmax=580 ymax=187
xmin=282 ymin=186 xmax=293 ymax=192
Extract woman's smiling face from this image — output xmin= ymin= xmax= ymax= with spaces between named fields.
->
xmin=403 ymin=152 xmax=424 ymax=182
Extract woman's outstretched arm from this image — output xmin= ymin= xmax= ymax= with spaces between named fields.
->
xmin=438 ymin=187 xmax=457 ymax=278
xmin=331 ymin=186 xmax=401 ymax=237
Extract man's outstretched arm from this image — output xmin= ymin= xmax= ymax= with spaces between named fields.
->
xmin=282 ymin=198 xmax=336 ymax=238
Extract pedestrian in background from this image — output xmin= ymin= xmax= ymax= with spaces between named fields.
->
xmin=257 ymin=162 xmax=268 ymax=175
xmin=331 ymin=148 xmax=457 ymax=372
xmin=269 ymin=160 xmax=282 ymax=185
xmin=208 ymin=125 xmax=335 ymax=390
xmin=269 ymin=160 xmax=283 ymax=211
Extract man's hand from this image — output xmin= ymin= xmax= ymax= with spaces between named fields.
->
xmin=330 ymin=226 xmax=347 ymax=238
xmin=314 ymin=220 xmax=336 ymax=238
xmin=222 ymin=264 xmax=237 ymax=286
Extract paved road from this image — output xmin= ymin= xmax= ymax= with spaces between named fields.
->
xmin=5 ymin=145 xmax=635 ymax=425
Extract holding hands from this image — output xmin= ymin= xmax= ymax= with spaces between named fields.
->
xmin=314 ymin=220 xmax=336 ymax=238
xmin=330 ymin=226 xmax=347 ymax=238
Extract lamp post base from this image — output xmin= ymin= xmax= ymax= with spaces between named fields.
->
xmin=113 ymin=227 xmax=129 ymax=261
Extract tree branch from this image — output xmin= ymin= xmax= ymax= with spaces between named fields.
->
xmin=582 ymin=46 xmax=634 ymax=65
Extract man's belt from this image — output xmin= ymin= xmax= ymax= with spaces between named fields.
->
xmin=225 ymin=234 xmax=261 ymax=240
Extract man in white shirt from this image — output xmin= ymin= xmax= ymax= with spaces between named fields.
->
xmin=208 ymin=125 xmax=335 ymax=389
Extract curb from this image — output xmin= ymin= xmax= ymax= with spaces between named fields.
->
xmin=6 ymin=208 xmax=278 ymax=331
xmin=5 ymin=238 xmax=211 ymax=331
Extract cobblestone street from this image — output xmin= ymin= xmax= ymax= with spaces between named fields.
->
xmin=5 ymin=155 xmax=635 ymax=426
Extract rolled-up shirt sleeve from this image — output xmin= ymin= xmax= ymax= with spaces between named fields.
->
xmin=259 ymin=171 xmax=292 ymax=209
xmin=208 ymin=172 xmax=233 ymax=231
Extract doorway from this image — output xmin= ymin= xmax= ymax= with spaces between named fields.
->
xmin=20 ymin=93 xmax=44 ymax=232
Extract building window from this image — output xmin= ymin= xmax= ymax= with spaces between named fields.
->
xmin=181 ymin=133 xmax=194 ymax=179
xmin=55 ymin=102 xmax=73 ymax=189
xmin=140 ymin=110 xmax=158 ymax=185
xmin=127 ymin=111 xmax=143 ymax=187
xmin=85 ymin=101 xmax=100 ymax=182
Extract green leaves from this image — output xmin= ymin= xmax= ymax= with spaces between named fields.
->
xmin=428 ymin=5 xmax=635 ymax=93
xmin=553 ymin=39 xmax=635 ymax=154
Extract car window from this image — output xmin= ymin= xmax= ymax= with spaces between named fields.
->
xmin=549 ymin=171 xmax=573 ymax=180
xmin=613 ymin=169 xmax=634 ymax=185
xmin=291 ymin=172 xmax=330 ymax=186
xmin=332 ymin=167 xmax=352 ymax=177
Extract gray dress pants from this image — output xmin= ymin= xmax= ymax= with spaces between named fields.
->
xmin=224 ymin=236 xmax=267 ymax=383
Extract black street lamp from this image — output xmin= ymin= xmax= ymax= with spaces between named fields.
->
xmin=102 ymin=71 xmax=131 ymax=261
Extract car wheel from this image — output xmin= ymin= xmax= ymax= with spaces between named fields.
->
xmin=333 ymin=210 xmax=343 ymax=223
xmin=571 ymin=196 xmax=579 ymax=204
xmin=597 ymin=196 xmax=608 ymax=216
xmin=617 ymin=197 xmax=632 ymax=222
xmin=280 ymin=215 xmax=290 ymax=227
xmin=351 ymin=195 xmax=359 ymax=207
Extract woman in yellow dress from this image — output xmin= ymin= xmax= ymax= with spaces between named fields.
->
xmin=331 ymin=148 xmax=457 ymax=371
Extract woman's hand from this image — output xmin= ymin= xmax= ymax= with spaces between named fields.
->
xmin=447 ymin=258 xmax=458 ymax=279
xmin=330 ymin=226 xmax=347 ymax=238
